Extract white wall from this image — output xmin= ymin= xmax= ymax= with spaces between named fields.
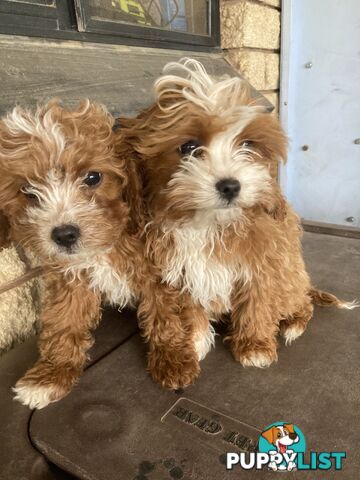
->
xmin=280 ymin=0 xmax=360 ymax=228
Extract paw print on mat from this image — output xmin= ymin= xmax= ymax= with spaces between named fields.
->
xmin=134 ymin=458 xmax=184 ymax=479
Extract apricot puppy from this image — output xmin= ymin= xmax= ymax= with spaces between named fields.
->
xmin=121 ymin=59 xmax=356 ymax=389
xmin=0 ymin=100 xmax=177 ymax=408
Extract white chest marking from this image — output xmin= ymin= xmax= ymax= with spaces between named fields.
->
xmin=88 ymin=260 xmax=135 ymax=308
xmin=64 ymin=256 xmax=135 ymax=309
xmin=162 ymin=226 xmax=249 ymax=311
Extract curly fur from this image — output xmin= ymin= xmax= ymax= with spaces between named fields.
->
xmin=120 ymin=58 xmax=355 ymax=389
xmin=0 ymin=100 xmax=179 ymax=407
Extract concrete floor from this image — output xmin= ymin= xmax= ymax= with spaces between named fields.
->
xmin=303 ymin=231 xmax=360 ymax=302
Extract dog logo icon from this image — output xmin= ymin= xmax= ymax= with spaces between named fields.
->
xmin=226 ymin=421 xmax=346 ymax=472
xmin=259 ymin=422 xmax=306 ymax=471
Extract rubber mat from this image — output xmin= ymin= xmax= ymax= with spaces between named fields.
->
xmin=0 ymin=308 xmax=139 ymax=480
xmin=29 ymin=233 xmax=360 ymax=479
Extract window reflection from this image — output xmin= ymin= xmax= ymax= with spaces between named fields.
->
xmin=89 ymin=0 xmax=210 ymax=35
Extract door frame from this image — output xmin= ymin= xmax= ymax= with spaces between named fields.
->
xmin=279 ymin=0 xmax=292 ymax=198
xmin=278 ymin=0 xmax=360 ymax=237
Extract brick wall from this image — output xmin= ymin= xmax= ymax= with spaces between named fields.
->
xmin=221 ymin=0 xmax=281 ymax=112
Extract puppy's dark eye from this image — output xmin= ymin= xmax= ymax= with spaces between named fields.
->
xmin=240 ymin=140 xmax=253 ymax=148
xmin=21 ymin=185 xmax=38 ymax=201
xmin=24 ymin=192 xmax=37 ymax=200
xmin=179 ymin=139 xmax=201 ymax=156
xmin=277 ymin=432 xmax=282 ymax=438
xmin=83 ymin=171 xmax=102 ymax=187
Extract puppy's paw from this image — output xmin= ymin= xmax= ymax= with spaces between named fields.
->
xmin=233 ymin=344 xmax=278 ymax=368
xmin=13 ymin=363 xmax=79 ymax=409
xmin=194 ymin=325 xmax=216 ymax=361
xmin=281 ymin=323 xmax=305 ymax=346
xmin=12 ymin=381 xmax=60 ymax=410
xmin=148 ymin=348 xmax=200 ymax=389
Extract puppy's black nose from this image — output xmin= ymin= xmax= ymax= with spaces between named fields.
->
xmin=216 ymin=178 xmax=241 ymax=202
xmin=289 ymin=432 xmax=298 ymax=441
xmin=51 ymin=225 xmax=80 ymax=248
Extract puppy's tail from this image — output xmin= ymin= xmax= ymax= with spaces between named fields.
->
xmin=309 ymin=288 xmax=358 ymax=310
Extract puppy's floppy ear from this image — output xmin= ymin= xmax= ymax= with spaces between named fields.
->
xmin=261 ymin=427 xmax=276 ymax=445
xmin=0 ymin=210 xmax=11 ymax=249
xmin=242 ymin=113 xmax=288 ymax=168
xmin=117 ymin=110 xmax=156 ymax=143
xmin=113 ymin=122 xmax=145 ymax=235
xmin=264 ymin=184 xmax=288 ymax=222
xmin=261 ymin=113 xmax=288 ymax=166
xmin=122 ymin=152 xmax=145 ymax=236
xmin=259 ymin=181 xmax=287 ymax=222
xmin=244 ymin=117 xmax=286 ymax=222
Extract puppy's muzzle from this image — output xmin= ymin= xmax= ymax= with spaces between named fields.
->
xmin=51 ymin=224 xmax=80 ymax=249
xmin=216 ymin=178 xmax=241 ymax=202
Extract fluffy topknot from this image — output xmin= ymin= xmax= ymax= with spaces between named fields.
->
xmin=154 ymin=58 xmax=266 ymax=117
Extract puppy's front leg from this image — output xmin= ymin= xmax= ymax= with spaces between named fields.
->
xmin=138 ymin=287 xmax=201 ymax=389
xmin=230 ymin=283 xmax=278 ymax=368
xmin=13 ymin=272 xmax=101 ymax=409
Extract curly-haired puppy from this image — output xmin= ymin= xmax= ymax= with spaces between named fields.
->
xmin=0 ymin=100 xmax=177 ymax=408
xmin=120 ymin=59 xmax=357 ymax=389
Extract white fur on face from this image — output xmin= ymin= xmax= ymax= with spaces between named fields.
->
xmin=23 ymin=174 xmax=135 ymax=308
xmin=155 ymin=59 xmax=273 ymax=225
xmin=161 ymin=224 xmax=251 ymax=311
xmin=6 ymin=103 xmax=121 ymax=263
xmin=166 ymin=118 xmax=272 ymax=225
xmin=21 ymin=169 xmax=99 ymax=258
